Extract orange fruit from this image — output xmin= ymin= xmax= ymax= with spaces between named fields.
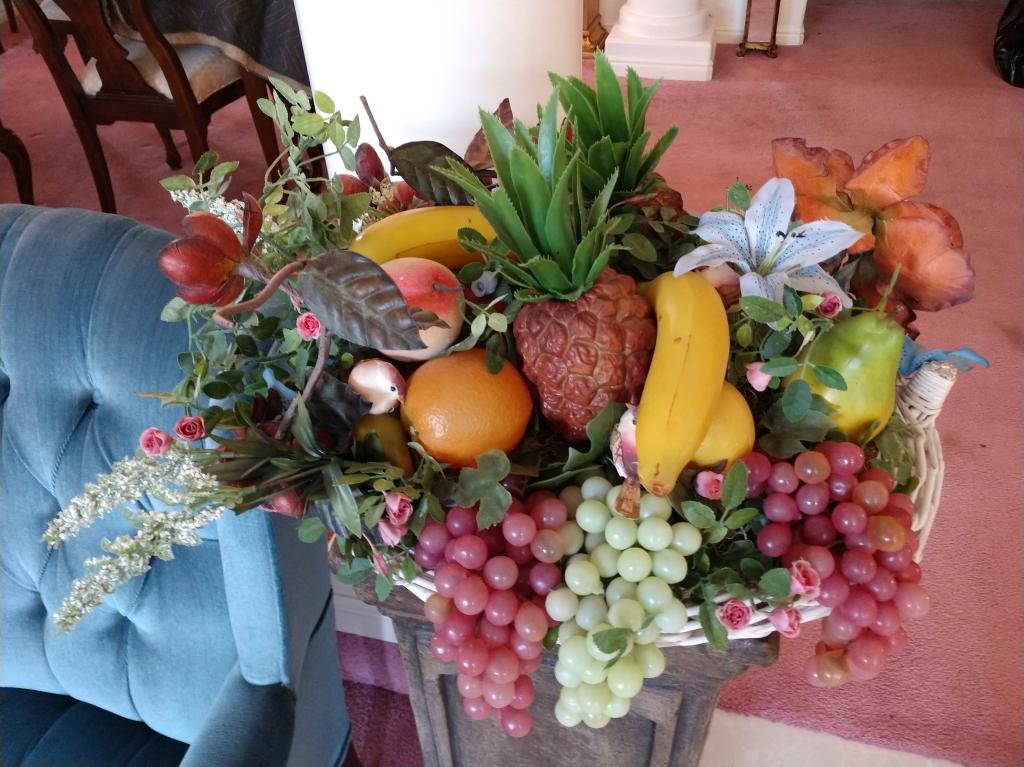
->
xmin=403 ymin=349 xmax=533 ymax=468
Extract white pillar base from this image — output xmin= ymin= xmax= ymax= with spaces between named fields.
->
xmin=605 ymin=14 xmax=717 ymax=81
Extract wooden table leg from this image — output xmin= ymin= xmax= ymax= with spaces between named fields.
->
xmin=240 ymin=68 xmax=280 ymax=171
xmin=357 ymin=582 xmax=778 ymax=767
xmin=0 ymin=122 xmax=34 ymax=204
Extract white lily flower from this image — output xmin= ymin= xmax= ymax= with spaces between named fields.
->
xmin=673 ymin=178 xmax=862 ymax=306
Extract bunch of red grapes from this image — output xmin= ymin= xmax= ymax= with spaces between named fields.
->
xmin=412 ymin=494 xmax=570 ymax=737
xmin=740 ymin=442 xmax=931 ymax=687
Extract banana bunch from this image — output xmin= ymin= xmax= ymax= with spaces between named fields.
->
xmin=636 ymin=273 xmax=743 ymax=496
xmin=350 ymin=205 xmax=494 ymax=270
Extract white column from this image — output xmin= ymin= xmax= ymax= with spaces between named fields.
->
xmin=293 ymin=0 xmax=583 ymax=176
xmin=605 ymin=0 xmax=717 ymax=81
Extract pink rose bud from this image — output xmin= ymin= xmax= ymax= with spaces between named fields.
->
xmin=139 ymin=427 xmax=173 ymax=456
xmin=173 ymin=415 xmax=206 ymax=441
xmin=817 ymin=292 xmax=843 ymax=318
xmin=789 ymin=559 xmax=822 ymax=600
xmin=745 ymin=362 xmax=773 ymax=392
xmin=695 ymin=470 xmax=724 ymax=500
xmin=296 ymin=312 xmax=322 ymax=341
xmin=716 ymin=598 xmax=753 ymax=631
xmin=384 ymin=491 xmax=413 ymax=526
xmin=371 ymin=550 xmax=389 ymax=577
xmin=768 ymin=606 xmax=801 ymax=638
xmin=378 ymin=518 xmax=407 ymax=547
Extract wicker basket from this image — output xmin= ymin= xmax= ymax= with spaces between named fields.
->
xmin=399 ymin=361 xmax=957 ymax=646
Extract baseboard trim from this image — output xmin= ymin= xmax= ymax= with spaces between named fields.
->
xmin=332 ymin=581 xmax=397 ymax=643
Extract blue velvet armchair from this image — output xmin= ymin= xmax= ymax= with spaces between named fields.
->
xmin=0 ymin=205 xmax=353 ymax=766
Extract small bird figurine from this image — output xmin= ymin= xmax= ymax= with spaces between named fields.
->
xmin=348 ymin=359 xmax=406 ymax=415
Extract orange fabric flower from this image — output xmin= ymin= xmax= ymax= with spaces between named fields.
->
xmin=771 ymin=137 xmax=974 ymax=311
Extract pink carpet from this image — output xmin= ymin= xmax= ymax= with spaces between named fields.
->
xmin=3 ymin=3 xmax=1021 ymax=765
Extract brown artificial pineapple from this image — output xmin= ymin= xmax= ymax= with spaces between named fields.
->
xmin=440 ymin=89 xmax=656 ymax=441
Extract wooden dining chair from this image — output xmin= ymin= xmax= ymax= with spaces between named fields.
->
xmin=14 ymin=0 xmax=276 ymax=213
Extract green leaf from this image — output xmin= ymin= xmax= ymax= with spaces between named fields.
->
xmin=636 ymin=126 xmax=678 ymax=182
xmin=726 ymin=182 xmax=751 ymax=211
xmin=234 ymin=334 xmax=259 ymax=357
xmin=193 ymin=150 xmax=218 ymax=178
xmin=334 ymin=558 xmax=373 ymax=585
xmin=202 ymin=380 xmax=232 ymax=400
xmin=622 ymin=232 xmax=658 ymax=263
xmin=760 ymin=357 xmax=798 ymax=377
xmin=530 ymin=401 xmax=625 ymax=490
xmin=782 ymin=285 xmax=803 ymax=317
xmin=725 ymin=583 xmax=754 ymax=600
xmin=720 ymin=462 xmax=749 ymax=511
xmin=322 ymin=463 xmax=362 ymax=536
xmin=740 ymin=557 xmax=766 ymax=581
xmin=297 ymin=516 xmax=326 ymax=543
xmin=297 ymin=250 xmax=426 ymax=351
xmin=682 ymin=501 xmax=716 ymax=529
xmin=542 ymin=626 xmax=559 ymax=651
xmin=591 ymin=626 xmax=633 ymax=655
xmin=709 ymin=567 xmax=741 ymax=585
xmin=400 ymin=556 xmax=417 ymax=583
xmin=453 ymin=450 xmax=513 ymax=529
xmin=375 ymin=573 xmax=393 ymax=602
xmin=781 ymin=379 xmax=812 ymax=422
xmin=759 ymin=567 xmax=793 ymax=599
xmin=290 ymin=398 xmax=324 ymax=457
xmin=160 ymin=297 xmax=190 ymax=322
xmin=706 ymin=522 xmax=729 ymax=544
xmin=550 ymin=74 xmax=601 ymax=147
xmin=536 ymin=90 xmax=560 ymax=185
xmin=159 ymin=175 xmax=195 ymax=192
xmin=724 ymin=507 xmax=760 ymax=530
xmin=740 ymin=296 xmax=786 ymax=324
xmin=812 ymin=365 xmax=848 ymax=391
xmin=762 ymin=329 xmax=793 ymax=358
xmin=594 ymin=52 xmax=629 ymax=142
xmin=698 ymin=602 xmax=728 ymax=651
xmin=314 ymin=90 xmax=335 ymax=113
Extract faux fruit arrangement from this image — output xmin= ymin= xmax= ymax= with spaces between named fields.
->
xmin=49 ymin=55 xmax=985 ymax=740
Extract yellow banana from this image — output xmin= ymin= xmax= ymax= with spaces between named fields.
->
xmin=636 ymin=273 xmax=730 ymax=496
xmin=691 ymin=381 xmax=755 ymax=470
xmin=349 ymin=206 xmax=494 ymax=270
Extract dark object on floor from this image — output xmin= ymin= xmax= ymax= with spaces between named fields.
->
xmin=0 ymin=205 xmax=352 ymax=767
xmin=3 ymin=0 xmax=16 ymax=32
xmin=357 ymin=582 xmax=778 ymax=767
xmin=13 ymin=0 xmax=276 ymax=213
xmin=0 ymin=120 xmax=32 ymax=203
xmin=737 ymin=0 xmax=782 ymax=58
xmin=995 ymin=0 xmax=1024 ymax=86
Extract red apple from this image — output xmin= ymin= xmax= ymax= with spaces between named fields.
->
xmin=380 ymin=258 xmax=464 ymax=361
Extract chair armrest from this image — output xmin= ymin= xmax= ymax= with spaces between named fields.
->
xmin=179 ymin=662 xmax=295 ymax=767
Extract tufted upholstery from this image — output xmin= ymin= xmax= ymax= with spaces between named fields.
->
xmin=0 ymin=205 xmax=350 ymax=766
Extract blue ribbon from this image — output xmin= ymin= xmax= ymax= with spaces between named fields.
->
xmin=899 ymin=337 xmax=990 ymax=378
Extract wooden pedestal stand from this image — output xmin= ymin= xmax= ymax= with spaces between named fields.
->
xmin=357 ymin=582 xmax=778 ymax=767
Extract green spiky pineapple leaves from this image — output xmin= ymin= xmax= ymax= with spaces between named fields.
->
xmin=550 ymin=51 xmax=678 ymax=200
xmin=435 ymin=89 xmax=619 ymax=302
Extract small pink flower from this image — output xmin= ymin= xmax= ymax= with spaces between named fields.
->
xmin=789 ymin=559 xmax=822 ymax=600
xmin=745 ymin=362 xmax=773 ymax=392
xmin=173 ymin=415 xmax=206 ymax=441
xmin=695 ymin=471 xmax=724 ymax=500
xmin=371 ymin=550 xmax=389 ymax=577
xmin=716 ymin=599 xmax=752 ymax=631
xmin=139 ymin=427 xmax=173 ymax=456
xmin=378 ymin=518 xmax=407 ymax=547
xmin=296 ymin=312 xmax=322 ymax=341
xmin=817 ymin=292 xmax=843 ymax=318
xmin=384 ymin=491 xmax=413 ymax=526
xmin=768 ymin=606 xmax=801 ymax=638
